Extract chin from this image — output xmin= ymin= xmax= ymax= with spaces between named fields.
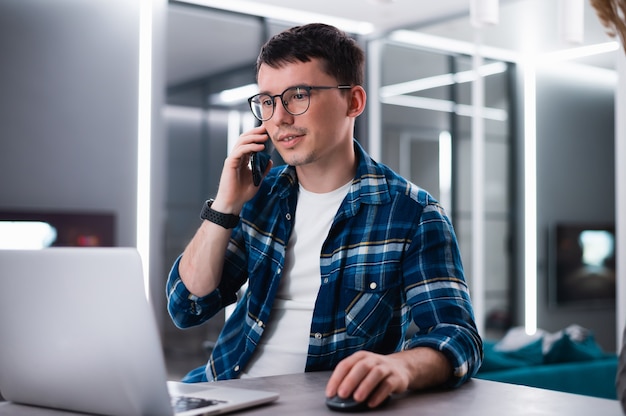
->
xmin=287 ymin=152 xmax=316 ymax=167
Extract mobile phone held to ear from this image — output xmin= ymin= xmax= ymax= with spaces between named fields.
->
xmin=251 ymin=151 xmax=271 ymax=186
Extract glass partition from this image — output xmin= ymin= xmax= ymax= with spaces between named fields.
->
xmin=372 ymin=37 xmax=515 ymax=339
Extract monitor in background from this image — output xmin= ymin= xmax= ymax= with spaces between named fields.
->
xmin=0 ymin=210 xmax=115 ymax=249
xmin=550 ymin=222 xmax=616 ymax=308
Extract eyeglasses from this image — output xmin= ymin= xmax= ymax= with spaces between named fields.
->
xmin=248 ymin=85 xmax=352 ymax=121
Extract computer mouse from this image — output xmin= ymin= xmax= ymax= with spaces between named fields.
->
xmin=325 ymin=395 xmax=370 ymax=412
xmin=326 ymin=394 xmax=391 ymax=412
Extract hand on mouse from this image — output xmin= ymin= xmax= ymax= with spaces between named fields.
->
xmin=325 ymin=348 xmax=452 ymax=408
xmin=325 ymin=350 xmax=407 ymax=409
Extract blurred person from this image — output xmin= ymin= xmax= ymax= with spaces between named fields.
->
xmin=590 ymin=0 xmax=626 ymax=52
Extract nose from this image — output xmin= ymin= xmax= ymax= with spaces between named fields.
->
xmin=271 ymin=98 xmax=294 ymax=124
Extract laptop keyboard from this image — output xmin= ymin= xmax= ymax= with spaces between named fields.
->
xmin=171 ymin=395 xmax=226 ymax=412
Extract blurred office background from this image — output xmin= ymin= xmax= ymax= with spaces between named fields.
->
xmin=0 ymin=0 xmax=623 ymax=379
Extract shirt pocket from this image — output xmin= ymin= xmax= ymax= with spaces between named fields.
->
xmin=342 ymin=267 xmax=402 ymax=339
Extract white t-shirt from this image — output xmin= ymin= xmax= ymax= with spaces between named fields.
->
xmin=241 ymin=181 xmax=351 ymax=378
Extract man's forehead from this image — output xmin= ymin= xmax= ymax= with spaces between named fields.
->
xmin=257 ymin=59 xmax=328 ymax=92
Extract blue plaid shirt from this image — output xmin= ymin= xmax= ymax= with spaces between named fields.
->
xmin=167 ymin=140 xmax=482 ymax=386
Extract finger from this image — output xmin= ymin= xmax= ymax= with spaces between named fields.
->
xmin=241 ymin=125 xmax=269 ymax=140
xmin=350 ymin=363 xmax=385 ymax=402
xmin=363 ymin=376 xmax=394 ymax=408
xmin=325 ymin=362 xmax=350 ymax=398
xmin=347 ymin=356 xmax=398 ymax=405
xmin=233 ymin=127 xmax=269 ymax=153
xmin=335 ymin=354 xmax=375 ymax=399
xmin=325 ymin=351 xmax=366 ymax=398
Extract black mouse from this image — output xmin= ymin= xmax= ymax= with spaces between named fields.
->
xmin=325 ymin=395 xmax=370 ymax=412
xmin=325 ymin=394 xmax=389 ymax=412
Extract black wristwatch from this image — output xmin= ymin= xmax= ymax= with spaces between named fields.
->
xmin=200 ymin=199 xmax=240 ymax=229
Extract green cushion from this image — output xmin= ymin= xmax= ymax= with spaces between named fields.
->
xmin=479 ymin=339 xmax=544 ymax=372
xmin=544 ymin=333 xmax=607 ymax=363
xmin=475 ymin=357 xmax=618 ymax=399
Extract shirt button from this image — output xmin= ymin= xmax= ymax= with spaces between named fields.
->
xmin=234 ymin=365 xmax=240 ymax=372
xmin=190 ymin=301 xmax=201 ymax=315
xmin=257 ymin=320 xmax=264 ymax=328
xmin=323 ymin=278 xmax=329 ymax=284
xmin=314 ymin=333 xmax=322 ymax=340
xmin=286 ymin=213 xmax=292 ymax=221
xmin=369 ymin=282 xmax=377 ymax=290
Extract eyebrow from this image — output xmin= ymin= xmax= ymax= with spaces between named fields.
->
xmin=256 ymin=84 xmax=312 ymax=96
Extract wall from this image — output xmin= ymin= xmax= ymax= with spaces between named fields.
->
xmin=0 ymin=0 xmax=168 ymax=324
xmin=0 ymin=0 xmax=138 ymax=243
xmin=526 ymin=63 xmax=616 ymax=351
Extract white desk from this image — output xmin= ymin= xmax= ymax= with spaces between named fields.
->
xmin=0 ymin=372 xmax=622 ymax=415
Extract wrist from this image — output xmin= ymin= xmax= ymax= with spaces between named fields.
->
xmin=210 ymin=195 xmax=242 ymax=215
xmin=200 ymin=199 xmax=240 ymax=229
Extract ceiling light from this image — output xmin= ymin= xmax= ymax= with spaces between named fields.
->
xmin=559 ymin=0 xmax=585 ymax=44
xmin=388 ymin=30 xmax=519 ymax=63
xmin=470 ymin=0 xmax=499 ymax=28
xmin=379 ymin=95 xmax=507 ymax=122
xmin=209 ymin=83 xmax=258 ymax=105
xmin=379 ymin=62 xmax=507 ymax=97
xmin=540 ymin=41 xmax=619 ymax=62
xmin=176 ymin=0 xmax=375 ymax=35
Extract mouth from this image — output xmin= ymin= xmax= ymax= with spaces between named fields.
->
xmin=274 ymin=131 xmax=305 ymax=149
xmin=277 ymin=133 xmax=302 ymax=143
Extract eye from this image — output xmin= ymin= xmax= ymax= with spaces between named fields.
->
xmin=260 ymin=96 xmax=274 ymax=107
xmin=289 ymin=87 xmax=309 ymax=101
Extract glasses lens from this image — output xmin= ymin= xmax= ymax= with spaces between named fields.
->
xmin=250 ymin=94 xmax=273 ymax=121
xmin=283 ymin=87 xmax=310 ymax=116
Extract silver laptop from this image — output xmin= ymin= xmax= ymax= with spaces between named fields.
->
xmin=0 ymin=247 xmax=278 ymax=416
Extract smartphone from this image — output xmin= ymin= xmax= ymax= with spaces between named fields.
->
xmin=251 ymin=150 xmax=271 ymax=186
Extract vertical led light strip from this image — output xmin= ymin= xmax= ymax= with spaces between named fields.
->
xmin=438 ymin=131 xmax=452 ymax=217
xmin=137 ymin=0 xmax=153 ymax=301
xmin=471 ymin=33 xmax=486 ymax=336
xmin=523 ymin=62 xmax=537 ymax=336
xmin=227 ymin=110 xmax=241 ymax=154
xmin=617 ymin=52 xmax=626 ymax=351
xmin=368 ymin=39 xmax=383 ymax=162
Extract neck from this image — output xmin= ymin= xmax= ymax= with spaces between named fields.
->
xmin=296 ymin=144 xmax=356 ymax=193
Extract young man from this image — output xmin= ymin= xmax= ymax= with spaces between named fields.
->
xmin=167 ymin=23 xmax=482 ymax=409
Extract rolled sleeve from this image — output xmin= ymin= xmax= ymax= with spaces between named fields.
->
xmin=402 ymin=203 xmax=483 ymax=387
xmin=166 ymin=255 xmax=223 ymax=329
xmin=403 ymin=324 xmax=483 ymax=387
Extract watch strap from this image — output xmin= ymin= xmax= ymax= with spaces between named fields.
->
xmin=200 ymin=199 xmax=240 ymax=229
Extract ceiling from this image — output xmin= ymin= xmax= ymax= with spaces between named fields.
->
xmin=165 ymin=0 xmax=476 ymax=87
xmin=166 ymin=0 xmax=619 ymax=87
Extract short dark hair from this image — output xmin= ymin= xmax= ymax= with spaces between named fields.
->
xmin=256 ymin=23 xmax=364 ymax=86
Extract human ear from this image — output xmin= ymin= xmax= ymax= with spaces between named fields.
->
xmin=347 ymin=85 xmax=366 ymax=118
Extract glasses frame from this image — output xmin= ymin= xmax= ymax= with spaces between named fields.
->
xmin=247 ymin=85 xmax=352 ymax=121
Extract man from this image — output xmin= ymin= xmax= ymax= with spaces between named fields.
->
xmin=167 ymin=23 xmax=482 ymax=409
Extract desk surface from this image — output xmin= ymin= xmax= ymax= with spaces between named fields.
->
xmin=0 ymin=373 xmax=622 ymax=415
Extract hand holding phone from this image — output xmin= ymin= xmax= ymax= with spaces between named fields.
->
xmin=251 ymin=150 xmax=271 ymax=186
